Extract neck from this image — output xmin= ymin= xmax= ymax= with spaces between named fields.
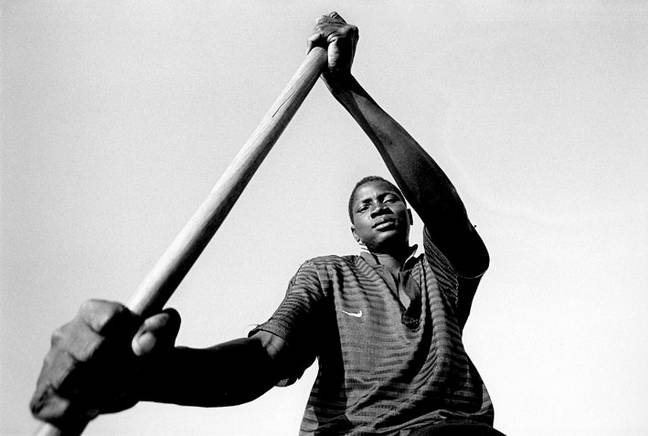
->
xmin=369 ymin=243 xmax=413 ymax=266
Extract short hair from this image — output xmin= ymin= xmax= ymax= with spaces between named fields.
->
xmin=348 ymin=176 xmax=406 ymax=222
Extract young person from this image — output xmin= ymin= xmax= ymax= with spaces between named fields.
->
xmin=31 ymin=13 xmax=503 ymax=435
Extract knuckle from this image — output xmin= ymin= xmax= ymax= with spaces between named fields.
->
xmin=141 ymin=314 xmax=168 ymax=338
xmin=42 ymin=349 xmax=56 ymax=371
xmin=82 ymin=299 xmax=127 ymax=333
xmin=145 ymin=313 xmax=165 ymax=330
xmin=103 ymin=300 xmax=124 ymax=317
xmin=77 ymin=337 xmax=102 ymax=362
xmin=40 ymin=346 xmax=83 ymax=393
xmin=50 ymin=326 xmax=65 ymax=347
xmin=78 ymin=299 xmax=99 ymax=316
xmin=30 ymin=382 xmax=60 ymax=420
xmin=94 ymin=314 xmax=112 ymax=333
xmin=51 ymin=356 xmax=78 ymax=391
xmin=29 ymin=394 xmax=45 ymax=418
xmin=341 ymin=25 xmax=356 ymax=36
xmin=29 ymin=385 xmax=44 ymax=416
xmin=152 ymin=309 xmax=181 ymax=338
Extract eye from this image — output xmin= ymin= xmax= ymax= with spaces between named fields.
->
xmin=384 ymin=195 xmax=399 ymax=203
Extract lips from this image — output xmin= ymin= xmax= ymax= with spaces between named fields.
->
xmin=373 ymin=218 xmax=396 ymax=229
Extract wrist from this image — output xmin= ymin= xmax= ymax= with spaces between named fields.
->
xmin=322 ymin=71 xmax=355 ymax=94
xmin=135 ymin=346 xmax=180 ymax=403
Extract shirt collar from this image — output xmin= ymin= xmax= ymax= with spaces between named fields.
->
xmin=360 ymin=244 xmax=419 ymax=268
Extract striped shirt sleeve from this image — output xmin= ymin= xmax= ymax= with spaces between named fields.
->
xmin=249 ymin=260 xmax=326 ymax=385
xmin=423 ymin=226 xmax=483 ymax=328
xmin=423 ymin=226 xmax=460 ymax=305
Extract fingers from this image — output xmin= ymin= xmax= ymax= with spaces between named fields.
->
xmin=316 ymin=11 xmax=346 ymax=25
xmin=30 ymin=384 xmax=96 ymax=432
xmin=314 ymin=21 xmax=357 ymax=42
xmin=31 ymin=299 xmax=142 ymax=424
xmin=31 ymin=300 xmax=181 ymax=426
xmin=315 ymin=11 xmax=355 ymax=32
xmin=308 ymin=12 xmax=358 ymax=76
xmin=310 ymin=12 xmax=358 ymax=47
xmin=55 ymin=320 xmax=104 ymax=363
xmin=31 ymin=338 xmax=98 ymax=425
xmin=132 ymin=308 xmax=181 ymax=357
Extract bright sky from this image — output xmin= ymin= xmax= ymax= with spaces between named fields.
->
xmin=2 ymin=2 xmax=648 ymax=435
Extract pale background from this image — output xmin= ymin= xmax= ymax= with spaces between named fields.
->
xmin=2 ymin=1 xmax=647 ymax=435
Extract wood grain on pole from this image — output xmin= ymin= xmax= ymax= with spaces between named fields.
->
xmin=36 ymin=46 xmax=328 ymax=436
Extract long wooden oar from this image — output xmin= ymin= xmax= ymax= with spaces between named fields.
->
xmin=36 ymin=46 xmax=328 ymax=436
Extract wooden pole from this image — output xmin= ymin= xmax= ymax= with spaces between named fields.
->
xmin=36 ymin=46 xmax=328 ymax=436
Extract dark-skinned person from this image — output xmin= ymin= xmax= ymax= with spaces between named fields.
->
xmin=31 ymin=13 xmax=504 ymax=436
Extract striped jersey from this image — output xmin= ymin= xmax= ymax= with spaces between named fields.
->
xmin=252 ymin=228 xmax=494 ymax=435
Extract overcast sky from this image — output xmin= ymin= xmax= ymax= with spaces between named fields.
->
xmin=2 ymin=1 xmax=648 ymax=435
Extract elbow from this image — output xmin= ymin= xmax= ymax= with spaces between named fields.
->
xmin=456 ymin=250 xmax=489 ymax=279
xmin=456 ymin=228 xmax=490 ymax=278
xmin=474 ymin=246 xmax=490 ymax=277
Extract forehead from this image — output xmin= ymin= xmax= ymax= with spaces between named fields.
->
xmin=353 ymin=181 xmax=401 ymax=203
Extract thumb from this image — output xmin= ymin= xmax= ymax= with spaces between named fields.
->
xmin=131 ymin=308 xmax=181 ymax=357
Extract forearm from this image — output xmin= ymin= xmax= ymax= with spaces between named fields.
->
xmin=326 ymin=75 xmax=465 ymax=222
xmin=139 ymin=337 xmax=279 ymax=407
xmin=326 ymin=74 xmax=488 ymax=275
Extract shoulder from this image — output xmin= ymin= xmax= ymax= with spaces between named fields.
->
xmin=304 ymin=254 xmax=358 ymax=269
xmin=423 ymin=226 xmax=489 ymax=279
xmin=298 ymin=255 xmax=361 ymax=288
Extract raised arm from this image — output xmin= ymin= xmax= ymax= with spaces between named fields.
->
xmin=309 ymin=13 xmax=488 ymax=277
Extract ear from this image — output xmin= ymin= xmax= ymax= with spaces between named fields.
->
xmin=351 ymin=226 xmax=368 ymax=249
xmin=350 ymin=225 xmax=360 ymax=242
xmin=407 ymin=209 xmax=413 ymax=226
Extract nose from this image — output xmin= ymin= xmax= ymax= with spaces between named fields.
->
xmin=370 ymin=202 xmax=391 ymax=218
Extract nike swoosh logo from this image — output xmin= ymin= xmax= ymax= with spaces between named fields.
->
xmin=342 ymin=310 xmax=363 ymax=318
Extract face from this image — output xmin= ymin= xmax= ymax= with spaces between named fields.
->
xmin=350 ymin=181 xmax=412 ymax=253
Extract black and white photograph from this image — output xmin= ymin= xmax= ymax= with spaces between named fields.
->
xmin=2 ymin=2 xmax=647 ymax=435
